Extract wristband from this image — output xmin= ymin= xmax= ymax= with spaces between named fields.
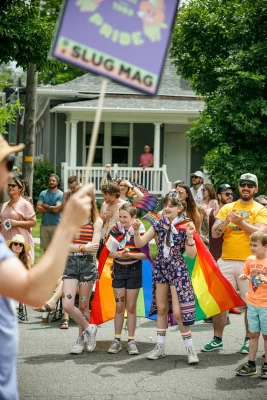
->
xmin=78 ymin=245 xmax=83 ymax=252
xmin=186 ymin=241 xmax=195 ymax=247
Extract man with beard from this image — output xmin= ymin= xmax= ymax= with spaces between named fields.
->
xmin=36 ymin=174 xmax=63 ymax=251
xmin=0 ymin=134 xmax=92 ymax=400
xmin=202 ymin=174 xmax=267 ymax=354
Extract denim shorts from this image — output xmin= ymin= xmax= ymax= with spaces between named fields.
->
xmin=247 ymin=304 xmax=267 ymax=335
xmin=112 ymin=260 xmax=142 ymax=289
xmin=63 ymin=254 xmax=98 ymax=283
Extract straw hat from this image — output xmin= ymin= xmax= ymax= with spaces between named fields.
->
xmin=6 ymin=234 xmax=31 ymax=252
xmin=0 ymin=134 xmax=24 ymax=163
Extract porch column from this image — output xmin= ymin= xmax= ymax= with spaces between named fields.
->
xmin=153 ymin=123 xmax=161 ymax=168
xmin=70 ymin=120 xmax=78 ymax=166
xmin=65 ymin=121 xmax=71 ymax=164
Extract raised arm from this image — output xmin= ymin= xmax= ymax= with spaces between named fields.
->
xmin=132 ymin=219 xmax=155 ymax=247
xmin=0 ymin=184 xmax=93 ymax=306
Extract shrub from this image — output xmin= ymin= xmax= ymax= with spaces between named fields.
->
xmin=33 ymin=161 xmax=56 ymax=205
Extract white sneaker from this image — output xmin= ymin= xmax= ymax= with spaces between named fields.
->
xmin=84 ymin=324 xmax=97 ymax=352
xmin=186 ymin=346 xmax=199 ymax=364
xmin=108 ymin=339 xmax=122 ymax=354
xmin=147 ymin=343 xmax=165 ymax=360
xmin=127 ymin=340 xmax=139 ymax=355
xmin=71 ymin=337 xmax=84 ymax=354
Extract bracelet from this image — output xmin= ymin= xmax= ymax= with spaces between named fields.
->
xmin=78 ymin=245 xmax=83 ymax=252
xmin=186 ymin=240 xmax=195 ymax=247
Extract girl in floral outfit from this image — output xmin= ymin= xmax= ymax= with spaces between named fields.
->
xmin=133 ymin=193 xmax=199 ymax=364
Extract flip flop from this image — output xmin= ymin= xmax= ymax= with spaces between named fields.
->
xmin=59 ymin=319 xmax=69 ymax=329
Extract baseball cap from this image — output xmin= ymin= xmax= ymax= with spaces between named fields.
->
xmin=191 ymin=171 xmax=204 ymax=180
xmin=238 ymin=173 xmax=258 ymax=187
xmin=217 ymin=184 xmax=236 ymax=195
xmin=0 ymin=134 xmax=24 ymax=163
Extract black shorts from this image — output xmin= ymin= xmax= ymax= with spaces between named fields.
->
xmin=63 ymin=254 xmax=98 ymax=283
xmin=112 ymin=260 xmax=142 ymax=290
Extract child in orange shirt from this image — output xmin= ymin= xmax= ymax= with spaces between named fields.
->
xmin=236 ymin=231 xmax=267 ymax=378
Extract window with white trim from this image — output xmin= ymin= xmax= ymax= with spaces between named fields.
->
xmin=85 ymin=122 xmax=104 ymax=166
xmin=111 ymin=123 xmax=130 ymax=166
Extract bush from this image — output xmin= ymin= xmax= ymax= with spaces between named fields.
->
xmin=33 ymin=161 xmax=56 ymax=205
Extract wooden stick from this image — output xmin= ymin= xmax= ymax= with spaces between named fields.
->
xmin=86 ymin=77 xmax=108 ymax=183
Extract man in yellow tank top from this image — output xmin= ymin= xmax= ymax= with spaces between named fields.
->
xmin=202 ymin=173 xmax=267 ymax=354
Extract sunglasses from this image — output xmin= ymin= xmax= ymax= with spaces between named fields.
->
xmin=13 ymin=242 xmax=24 ymax=248
xmin=192 ymin=176 xmax=200 ymax=179
xmin=8 ymin=183 xmax=18 ymax=188
xmin=222 ymin=192 xmax=234 ymax=197
xmin=168 ymin=192 xmax=179 ymax=198
xmin=5 ymin=155 xmax=15 ymax=172
xmin=240 ymin=183 xmax=256 ymax=189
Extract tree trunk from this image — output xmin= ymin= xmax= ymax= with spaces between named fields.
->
xmin=22 ymin=63 xmax=38 ymax=196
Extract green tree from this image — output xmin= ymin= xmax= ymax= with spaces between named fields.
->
xmin=0 ymin=73 xmax=22 ymax=133
xmin=170 ymin=0 xmax=267 ymax=192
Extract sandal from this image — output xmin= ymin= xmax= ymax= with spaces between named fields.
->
xmin=45 ymin=303 xmax=56 ymax=312
xmin=33 ymin=306 xmax=46 ymax=312
xmin=59 ymin=319 xmax=69 ymax=329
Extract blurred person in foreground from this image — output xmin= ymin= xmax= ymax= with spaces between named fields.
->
xmin=0 ymin=134 xmax=92 ymax=400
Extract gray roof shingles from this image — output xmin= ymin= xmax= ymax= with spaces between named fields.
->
xmin=42 ymin=58 xmax=196 ymax=98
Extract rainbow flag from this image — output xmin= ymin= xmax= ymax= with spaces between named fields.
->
xmin=90 ymin=238 xmax=155 ymax=325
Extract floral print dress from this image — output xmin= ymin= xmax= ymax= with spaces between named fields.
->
xmin=150 ymin=219 xmax=196 ymax=326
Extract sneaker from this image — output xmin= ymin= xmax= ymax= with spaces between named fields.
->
xmin=127 ymin=340 xmax=139 ymax=355
xmin=236 ymin=362 xmax=257 ymax=376
xmin=147 ymin=343 xmax=165 ymax=360
xmin=71 ymin=337 xmax=84 ymax=354
xmin=108 ymin=339 xmax=122 ymax=354
xmin=201 ymin=338 xmax=223 ymax=352
xmin=186 ymin=346 xmax=199 ymax=364
xmin=84 ymin=324 xmax=97 ymax=352
xmin=240 ymin=338 xmax=250 ymax=354
xmin=260 ymin=365 xmax=267 ymax=379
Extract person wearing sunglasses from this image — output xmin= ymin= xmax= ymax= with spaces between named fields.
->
xmin=1 ymin=177 xmax=36 ymax=265
xmin=202 ymin=173 xmax=267 ymax=355
xmin=0 ymin=134 xmax=92 ymax=400
xmin=190 ymin=170 xmax=205 ymax=205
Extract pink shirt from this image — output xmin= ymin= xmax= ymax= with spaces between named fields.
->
xmin=140 ymin=153 xmax=154 ymax=168
xmin=1 ymin=197 xmax=35 ymax=264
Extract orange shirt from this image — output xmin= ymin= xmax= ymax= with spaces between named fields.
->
xmin=242 ymin=256 xmax=267 ymax=307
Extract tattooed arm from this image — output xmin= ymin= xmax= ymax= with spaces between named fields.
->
xmin=211 ymin=218 xmax=229 ymax=238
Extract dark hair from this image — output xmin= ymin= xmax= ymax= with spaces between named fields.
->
xmin=101 ymin=182 xmax=120 ymax=198
xmin=203 ymin=183 xmax=216 ymax=201
xmin=9 ymin=243 xmax=30 ymax=270
xmin=21 ymin=179 xmax=30 ymax=197
xmin=68 ymin=175 xmax=78 ymax=185
xmin=176 ymin=184 xmax=198 ymax=225
xmin=119 ymin=203 xmax=137 ymax=217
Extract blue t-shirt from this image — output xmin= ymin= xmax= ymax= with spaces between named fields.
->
xmin=38 ymin=189 xmax=63 ymax=225
xmin=0 ymin=234 xmax=19 ymax=400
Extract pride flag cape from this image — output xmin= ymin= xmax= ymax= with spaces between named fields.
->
xmin=90 ymin=235 xmax=155 ymax=325
xmin=165 ymin=223 xmax=245 ymax=320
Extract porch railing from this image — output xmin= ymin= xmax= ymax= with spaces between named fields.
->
xmin=61 ymin=163 xmax=172 ymax=197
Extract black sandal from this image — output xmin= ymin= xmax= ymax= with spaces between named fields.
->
xmin=59 ymin=319 xmax=69 ymax=329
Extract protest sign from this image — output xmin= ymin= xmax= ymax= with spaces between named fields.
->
xmin=52 ymin=0 xmax=180 ymax=95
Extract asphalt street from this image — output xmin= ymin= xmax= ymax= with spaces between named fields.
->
xmin=18 ymin=308 xmax=266 ymax=400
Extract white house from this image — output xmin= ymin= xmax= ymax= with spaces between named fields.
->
xmin=36 ymin=57 xmax=205 ymax=194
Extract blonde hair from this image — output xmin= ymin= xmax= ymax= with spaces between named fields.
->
xmin=250 ymin=231 xmax=267 ymax=246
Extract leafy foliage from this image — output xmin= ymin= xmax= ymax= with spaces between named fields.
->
xmin=0 ymin=72 xmax=22 ymax=133
xmin=0 ymin=0 xmax=85 ymax=84
xmin=33 ymin=161 xmax=55 ymax=205
xmin=170 ymin=0 xmax=267 ymax=193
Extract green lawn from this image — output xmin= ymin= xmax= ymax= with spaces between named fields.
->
xmin=32 ymin=213 xmax=42 ymax=238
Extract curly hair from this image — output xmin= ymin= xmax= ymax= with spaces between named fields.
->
xmin=101 ymin=182 xmax=120 ymax=198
